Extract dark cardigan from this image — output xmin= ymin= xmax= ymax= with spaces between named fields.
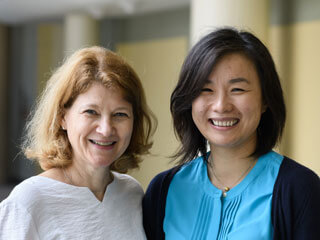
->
xmin=142 ymin=156 xmax=320 ymax=240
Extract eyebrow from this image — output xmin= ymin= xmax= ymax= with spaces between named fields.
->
xmin=80 ymin=104 xmax=131 ymax=111
xmin=81 ymin=103 xmax=99 ymax=109
xmin=229 ymin=78 xmax=250 ymax=84
xmin=204 ymin=77 xmax=250 ymax=85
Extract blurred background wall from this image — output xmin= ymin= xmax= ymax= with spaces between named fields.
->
xmin=269 ymin=0 xmax=320 ymax=176
xmin=0 ymin=0 xmax=319 ymax=199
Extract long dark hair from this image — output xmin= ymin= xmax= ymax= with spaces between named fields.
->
xmin=170 ymin=27 xmax=286 ymax=165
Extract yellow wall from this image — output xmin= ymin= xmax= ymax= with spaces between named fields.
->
xmin=35 ymin=24 xmax=63 ymax=174
xmin=270 ymin=20 xmax=320 ymax=174
xmin=116 ymin=37 xmax=188 ymax=189
xmin=37 ymin=24 xmax=63 ymax=95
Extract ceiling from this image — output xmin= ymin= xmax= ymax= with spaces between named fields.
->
xmin=0 ymin=0 xmax=190 ymax=25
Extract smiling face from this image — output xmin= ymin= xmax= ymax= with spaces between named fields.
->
xmin=191 ymin=53 xmax=266 ymax=154
xmin=61 ymin=82 xmax=134 ymax=170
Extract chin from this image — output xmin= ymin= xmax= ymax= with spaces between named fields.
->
xmin=210 ymin=140 xmax=243 ymax=149
xmin=89 ymin=159 xmax=114 ymax=169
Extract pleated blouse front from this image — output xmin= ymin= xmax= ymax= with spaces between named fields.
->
xmin=163 ymin=151 xmax=283 ymax=240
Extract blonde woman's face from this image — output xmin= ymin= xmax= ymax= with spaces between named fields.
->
xmin=61 ymin=82 xmax=134 ymax=169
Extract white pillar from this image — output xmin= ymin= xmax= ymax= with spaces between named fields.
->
xmin=0 ymin=25 xmax=8 ymax=183
xmin=63 ymin=13 xmax=98 ymax=56
xmin=191 ymin=0 xmax=269 ymax=45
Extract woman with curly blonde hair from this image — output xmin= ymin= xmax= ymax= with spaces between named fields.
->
xmin=0 ymin=46 xmax=156 ymax=239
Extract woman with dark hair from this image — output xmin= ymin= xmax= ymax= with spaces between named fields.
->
xmin=0 ymin=46 xmax=156 ymax=239
xmin=143 ymin=28 xmax=320 ymax=239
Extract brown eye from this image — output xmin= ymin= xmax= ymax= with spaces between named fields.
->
xmin=201 ymin=88 xmax=213 ymax=92
xmin=231 ymin=88 xmax=245 ymax=92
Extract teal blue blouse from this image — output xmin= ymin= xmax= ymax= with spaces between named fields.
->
xmin=163 ymin=151 xmax=283 ymax=240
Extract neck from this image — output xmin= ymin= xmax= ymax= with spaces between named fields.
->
xmin=208 ymin=133 xmax=257 ymax=178
xmin=63 ymin=163 xmax=113 ymax=201
xmin=207 ymin=148 xmax=257 ymax=192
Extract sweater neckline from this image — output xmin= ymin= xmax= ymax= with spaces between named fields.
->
xmin=33 ymin=173 xmax=117 ymax=203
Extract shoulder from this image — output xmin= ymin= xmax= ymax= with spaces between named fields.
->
xmin=111 ymin=172 xmax=144 ymax=196
xmin=2 ymin=177 xmax=44 ymax=209
xmin=112 ymin=171 xmax=142 ymax=187
xmin=273 ymin=156 xmax=320 ymax=211
xmin=145 ymin=166 xmax=182 ymax=196
xmin=272 ymin=157 xmax=320 ymax=238
xmin=0 ymin=201 xmax=39 ymax=239
xmin=0 ymin=197 xmax=31 ymax=219
xmin=0 ymin=179 xmax=40 ymax=239
xmin=142 ymin=166 xmax=182 ymax=240
xmin=273 ymin=156 xmax=320 ymax=217
xmin=146 ymin=156 xmax=206 ymax=192
xmin=143 ymin=165 xmax=182 ymax=214
xmin=275 ymin=156 xmax=320 ymax=192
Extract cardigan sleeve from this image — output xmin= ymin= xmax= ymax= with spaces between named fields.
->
xmin=142 ymin=166 xmax=181 ymax=240
xmin=272 ymin=157 xmax=320 ymax=240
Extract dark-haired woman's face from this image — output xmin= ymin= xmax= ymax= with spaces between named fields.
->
xmin=191 ymin=53 xmax=266 ymax=153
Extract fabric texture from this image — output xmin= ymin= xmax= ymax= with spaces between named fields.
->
xmin=0 ymin=172 xmax=147 ymax=240
xmin=163 ymin=151 xmax=282 ymax=240
xmin=142 ymin=153 xmax=320 ymax=240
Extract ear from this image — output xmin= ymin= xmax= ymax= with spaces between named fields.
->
xmin=61 ymin=115 xmax=67 ymax=130
xmin=261 ymin=104 xmax=268 ymax=114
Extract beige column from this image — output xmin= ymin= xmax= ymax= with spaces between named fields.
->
xmin=191 ymin=0 xmax=269 ymax=45
xmin=63 ymin=13 xmax=99 ymax=56
xmin=0 ymin=25 xmax=8 ymax=183
xmin=37 ymin=24 xmax=63 ymax=94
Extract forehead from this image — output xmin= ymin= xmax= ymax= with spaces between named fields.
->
xmin=73 ymin=82 xmax=129 ymax=106
xmin=208 ymin=52 xmax=259 ymax=85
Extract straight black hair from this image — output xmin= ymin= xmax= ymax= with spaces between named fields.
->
xmin=170 ymin=27 xmax=286 ymax=165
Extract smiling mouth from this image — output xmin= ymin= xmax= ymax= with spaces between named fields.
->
xmin=210 ymin=119 xmax=239 ymax=127
xmin=89 ymin=140 xmax=116 ymax=146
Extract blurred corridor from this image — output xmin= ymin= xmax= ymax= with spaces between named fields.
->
xmin=0 ymin=0 xmax=320 ymax=201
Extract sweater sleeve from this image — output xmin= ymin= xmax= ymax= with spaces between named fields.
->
xmin=142 ymin=166 xmax=181 ymax=240
xmin=0 ymin=200 xmax=40 ymax=240
xmin=272 ymin=157 xmax=320 ymax=240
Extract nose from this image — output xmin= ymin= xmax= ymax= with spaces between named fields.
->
xmin=212 ymin=92 xmax=233 ymax=113
xmin=96 ymin=118 xmax=115 ymax=136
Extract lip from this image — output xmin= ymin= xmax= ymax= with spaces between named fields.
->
xmin=208 ymin=118 xmax=239 ymax=128
xmin=89 ymin=139 xmax=117 ymax=149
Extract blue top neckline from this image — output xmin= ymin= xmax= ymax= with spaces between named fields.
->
xmin=192 ymin=151 xmax=278 ymax=199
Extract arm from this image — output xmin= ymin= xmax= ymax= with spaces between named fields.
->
xmin=0 ymin=201 xmax=40 ymax=240
xmin=142 ymin=166 xmax=181 ymax=240
xmin=294 ymin=175 xmax=320 ymax=239
xmin=272 ymin=157 xmax=320 ymax=240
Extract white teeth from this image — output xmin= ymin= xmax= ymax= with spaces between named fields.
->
xmin=212 ymin=120 xmax=238 ymax=127
xmin=92 ymin=140 xmax=114 ymax=146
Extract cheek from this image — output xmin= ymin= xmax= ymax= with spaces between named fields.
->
xmin=67 ymin=121 xmax=91 ymax=145
xmin=66 ymin=127 xmax=80 ymax=146
xmin=243 ymin=104 xmax=264 ymax=125
xmin=191 ymin=106 xmax=199 ymax=124
xmin=123 ymin=121 xmax=134 ymax=142
xmin=126 ymin=128 xmax=133 ymax=142
xmin=238 ymin=95 xmax=264 ymax=115
xmin=192 ymin=98 xmax=206 ymax=118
